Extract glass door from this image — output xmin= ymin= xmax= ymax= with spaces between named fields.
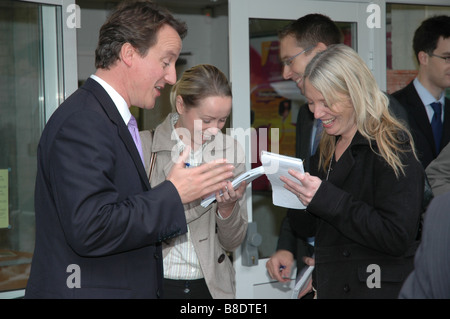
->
xmin=229 ymin=0 xmax=381 ymax=299
xmin=0 ymin=0 xmax=77 ymax=298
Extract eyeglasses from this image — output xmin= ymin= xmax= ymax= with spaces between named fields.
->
xmin=429 ymin=53 xmax=450 ymax=64
xmin=282 ymin=45 xmax=315 ymax=66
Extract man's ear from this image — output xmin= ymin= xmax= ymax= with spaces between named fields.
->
xmin=315 ymin=42 xmax=328 ymax=52
xmin=120 ymin=43 xmax=135 ymax=67
xmin=418 ymin=51 xmax=429 ymax=66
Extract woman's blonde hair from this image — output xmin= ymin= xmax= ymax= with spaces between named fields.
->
xmin=170 ymin=64 xmax=231 ymax=111
xmin=303 ymin=44 xmax=416 ymax=178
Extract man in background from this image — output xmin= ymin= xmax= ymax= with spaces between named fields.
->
xmin=393 ymin=15 xmax=450 ymax=168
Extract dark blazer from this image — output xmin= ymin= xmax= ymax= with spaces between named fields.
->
xmin=25 ymin=78 xmax=187 ymax=299
xmin=288 ymin=132 xmax=424 ymax=298
xmin=393 ymin=81 xmax=450 ymax=168
xmin=399 ymin=193 xmax=450 ymax=299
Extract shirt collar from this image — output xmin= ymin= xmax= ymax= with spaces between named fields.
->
xmin=90 ymin=74 xmax=131 ymax=125
xmin=413 ymin=78 xmax=445 ymax=106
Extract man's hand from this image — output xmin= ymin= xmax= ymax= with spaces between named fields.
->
xmin=266 ymin=250 xmax=294 ymax=282
xmin=167 ymin=147 xmax=235 ymax=204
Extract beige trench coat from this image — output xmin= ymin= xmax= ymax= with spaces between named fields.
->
xmin=140 ymin=114 xmax=248 ymax=298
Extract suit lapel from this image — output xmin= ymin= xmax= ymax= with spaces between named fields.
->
xmin=327 ymin=133 xmax=370 ymax=187
xmin=406 ymin=83 xmax=450 ymax=153
xmin=328 ymin=148 xmax=354 ymax=188
xmin=405 ymin=83 xmax=436 ymax=150
xmin=83 ymin=78 xmax=150 ymax=190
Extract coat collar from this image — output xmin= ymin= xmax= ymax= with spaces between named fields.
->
xmin=327 ymin=131 xmax=372 ymax=187
xmin=152 ymin=113 xmax=177 ymax=153
xmin=151 ymin=114 xmax=181 ymax=177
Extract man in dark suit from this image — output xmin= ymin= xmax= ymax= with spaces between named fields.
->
xmin=399 ymin=192 xmax=450 ymax=299
xmin=393 ymin=15 xmax=450 ymax=168
xmin=25 ymin=1 xmax=234 ymax=299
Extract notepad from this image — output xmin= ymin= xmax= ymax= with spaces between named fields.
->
xmin=200 ymin=166 xmax=265 ymax=208
xmin=200 ymin=151 xmax=305 ymax=209
xmin=260 ymin=150 xmax=306 ymax=210
xmin=291 ymin=265 xmax=314 ymax=299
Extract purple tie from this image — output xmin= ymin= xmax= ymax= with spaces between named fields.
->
xmin=127 ymin=115 xmax=144 ymax=165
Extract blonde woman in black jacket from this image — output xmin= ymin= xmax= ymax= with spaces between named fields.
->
xmin=282 ymin=44 xmax=425 ymax=299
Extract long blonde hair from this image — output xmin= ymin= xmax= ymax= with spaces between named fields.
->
xmin=304 ymin=44 xmax=416 ymax=178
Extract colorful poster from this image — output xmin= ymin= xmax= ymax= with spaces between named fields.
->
xmin=250 ymin=40 xmax=300 ymax=158
xmin=250 ymin=39 xmax=303 ymax=191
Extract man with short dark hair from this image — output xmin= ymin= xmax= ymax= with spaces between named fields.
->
xmin=393 ymin=15 xmax=450 ymax=168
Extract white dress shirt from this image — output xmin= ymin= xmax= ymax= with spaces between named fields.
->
xmin=90 ymin=74 xmax=131 ymax=125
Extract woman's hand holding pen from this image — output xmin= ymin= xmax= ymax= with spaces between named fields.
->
xmin=280 ymin=170 xmax=322 ymax=207
xmin=216 ymin=180 xmax=246 ymax=218
xmin=167 ymin=146 xmax=235 ymax=204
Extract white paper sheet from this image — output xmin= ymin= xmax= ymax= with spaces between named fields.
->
xmin=260 ymin=151 xmax=306 ymax=209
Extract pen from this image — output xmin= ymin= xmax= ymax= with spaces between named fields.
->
xmin=185 ymin=162 xmax=190 ymax=168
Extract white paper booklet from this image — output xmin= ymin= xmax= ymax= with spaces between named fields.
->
xmin=291 ymin=265 xmax=314 ymax=299
xmin=260 ymin=151 xmax=306 ymax=209
xmin=200 ymin=165 xmax=265 ymax=208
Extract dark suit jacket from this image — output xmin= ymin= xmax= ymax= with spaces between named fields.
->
xmin=393 ymin=81 xmax=450 ymax=168
xmin=399 ymin=193 xmax=450 ymax=299
xmin=25 ymin=78 xmax=187 ymax=299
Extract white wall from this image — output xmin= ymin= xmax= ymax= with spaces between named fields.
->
xmin=390 ymin=4 xmax=450 ymax=70
xmin=76 ymin=7 xmax=108 ymax=81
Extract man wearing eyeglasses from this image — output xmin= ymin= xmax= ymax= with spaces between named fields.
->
xmin=266 ymin=14 xmax=341 ymax=295
xmin=393 ymin=15 xmax=450 ymax=169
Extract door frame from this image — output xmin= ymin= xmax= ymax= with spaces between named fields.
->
xmin=20 ymin=0 xmax=78 ymax=101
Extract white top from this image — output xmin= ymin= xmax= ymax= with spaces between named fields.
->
xmin=163 ymin=113 xmax=206 ymax=280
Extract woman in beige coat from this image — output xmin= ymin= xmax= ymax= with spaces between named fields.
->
xmin=140 ymin=64 xmax=248 ymax=299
